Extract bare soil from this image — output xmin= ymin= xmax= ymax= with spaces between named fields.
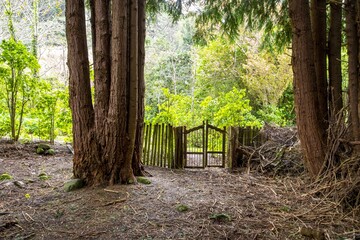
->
xmin=0 ymin=142 xmax=359 ymax=240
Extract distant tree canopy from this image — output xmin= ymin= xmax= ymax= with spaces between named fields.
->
xmin=144 ymin=14 xmax=294 ymax=128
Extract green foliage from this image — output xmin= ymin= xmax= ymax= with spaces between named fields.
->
xmin=0 ymin=38 xmax=39 ymax=141
xmin=195 ymin=36 xmax=247 ymax=98
xmin=194 ymin=0 xmax=291 ymax=52
xmin=243 ymin=52 xmax=292 ymax=107
xmin=152 ymin=88 xmax=193 ymax=126
xmin=25 ymin=79 xmax=72 ymax=142
xmin=145 ymin=18 xmax=294 ymax=128
xmin=213 ymin=88 xmax=261 ymax=128
xmin=0 ymin=38 xmax=39 ymax=71
xmin=0 ymin=39 xmax=72 ymax=142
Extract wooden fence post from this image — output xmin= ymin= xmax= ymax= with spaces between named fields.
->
xmin=174 ymin=126 xmax=184 ymax=169
xmin=228 ymin=126 xmax=239 ymax=170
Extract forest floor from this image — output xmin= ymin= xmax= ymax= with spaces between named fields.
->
xmin=0 ymin=141 xmax=359 ymax=240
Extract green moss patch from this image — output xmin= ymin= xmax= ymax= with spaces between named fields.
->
xmin=136 ymin=176 xmax=151 ymax=185
xmin=176 ymin=204 xmax=189 ymax=212
xmin=0 ymin=173 xmax=13 ymax=181
xmin=209 ymin=213 xmax=231 ymax=222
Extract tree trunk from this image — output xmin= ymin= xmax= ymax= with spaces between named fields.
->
xmin=66 ymin=0 xmax=103 ymax=186
xmin=345 ymin=0 xmax=360 ymax=142
xmin=66 ymin=0 xmax=145 ymax=186
xmin=133 ymin=0 xmax=146 ymax=175
xmin=328 ymin=0 xmax=343 ymax=117
xmin=311 ymin=0 xmax=328 ymax=132
xmin=289 ymin=0 xmax=326 ymax=177
xmin=93 ymin=0 xmax=111 ymax=149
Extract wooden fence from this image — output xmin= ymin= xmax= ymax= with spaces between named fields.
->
xmin=142 ymin=124 xmax=266 ymax=169
xmin=227 ymin=126 xmax=266 ymax=169
xmin=142 ymin=123 xmax=173 ymax=168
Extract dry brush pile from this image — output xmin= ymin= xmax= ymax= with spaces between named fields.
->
xmin=235 ymin=121 xmax=360 ymax=221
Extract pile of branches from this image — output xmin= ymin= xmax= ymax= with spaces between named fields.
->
xmin=312 ymin=112 xmax=360 ymax=214
xmin=235 ymin=123 xmax=304 ymax=176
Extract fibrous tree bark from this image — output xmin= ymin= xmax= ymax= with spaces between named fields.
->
xmin=345 ymin=0 xmax=360 ymax=142
xmin=328 ymin=0 xmax=343 ymax=117
xmin=66 ymin=0 xmax=146 ymax=186
xmin=311 ymin=0 xmax=328 ymax=132
xmin=289 ymin=0 xmax=326 ymax=177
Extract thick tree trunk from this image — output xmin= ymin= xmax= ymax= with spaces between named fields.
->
xmin=289 ymin=0 xmax=326 ymax=177
xmin=105 ymin=0 xmax=133 ymax=184
xmin=66 ymin=0 xmax=145 ymax=186
xmin=311 ymin=0 xmax=328 ymax=132
xmin=66 ymin=0 xmax=101 ymax=186
xmin=328 ymin=0 xmax=343 ymax=117
xmin=345 ymin=0 xmax=360 ymax=142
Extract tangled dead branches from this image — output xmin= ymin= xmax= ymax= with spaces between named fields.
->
xmin=235 ymin=124 xmax=304 ymax=176
xmin=313 ymin=110 xmax=360 ymax=214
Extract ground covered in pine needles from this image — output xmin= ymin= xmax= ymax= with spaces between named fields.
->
xmin=0 ymin=141 xmax=359 ymax=240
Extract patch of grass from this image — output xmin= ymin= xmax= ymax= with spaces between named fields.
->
xmin=0 ymin=173 xmax=13 ymax=181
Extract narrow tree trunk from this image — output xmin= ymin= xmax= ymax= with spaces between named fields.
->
xmin=31 ymin=0 xmax=39 ymax=60
xmin=122 ymin=0 xmax=139 ymax=182
xmin=133 ymin=0 xmax=146 ymax=176
xmin=328 ymin=0 xmax=343 ymax=117
xmin=5 ymin=0 xmax=16 ymax=40
xmin=93 ymin=0 xmax=111 ymax=149
xmin=10 ymin=68 xmax=16 ymax=141
xmin=345 ymin=0 xmax=360 ymax=142
xmin=289 ymin=0 xmax=326 ymax=177
xmin=311 ymin=0 xmax=328 ymax=132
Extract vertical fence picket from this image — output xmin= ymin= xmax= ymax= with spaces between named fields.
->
xmin=143 ymin=124 xmax=148 ymax=165
xmin=156 ymin=124 xmax=161 ymax=166
xmin=162 ymin=124 xmax=165 ymax=166
xmin=169 ymin=126 xmax=173 ymax=168
xmin=152 ymin=124 xmax=158 ymax=166
xmin=164 ymin=124 xmax=168 ymax=167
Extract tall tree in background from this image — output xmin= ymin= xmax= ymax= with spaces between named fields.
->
xmin=66 ymin=0 xmax=146 ymax=186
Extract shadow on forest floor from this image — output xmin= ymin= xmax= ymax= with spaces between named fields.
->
xmin=0 ymin=142 xmax=359 ymax=239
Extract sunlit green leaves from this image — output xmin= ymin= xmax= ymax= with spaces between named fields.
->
xmin=213 ymin=88 xmax=260 ymax=127
xmin=0 ymin=38 xmax=71 ymax=141
xmin=0 ymin=38 xmax=39 ymax=72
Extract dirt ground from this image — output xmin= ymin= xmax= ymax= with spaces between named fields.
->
xmin=0 ymin=142 xmax=359 ymax=240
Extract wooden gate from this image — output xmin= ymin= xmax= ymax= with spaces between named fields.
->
xmin=184 ymin=122 xmax=226 ymax=168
